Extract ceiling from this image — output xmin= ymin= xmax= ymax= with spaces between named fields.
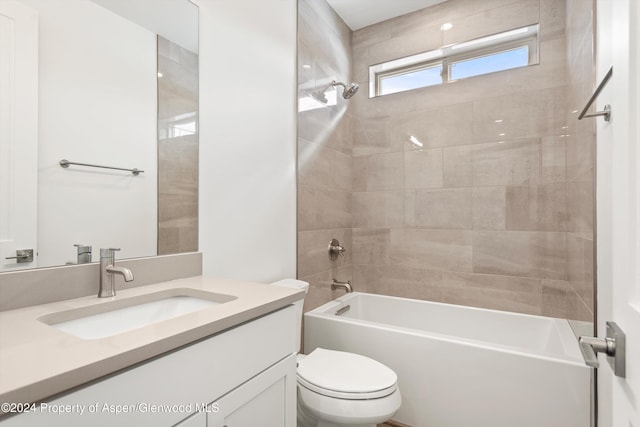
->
xmin=326 ymin=0 xmax=448 ymax=31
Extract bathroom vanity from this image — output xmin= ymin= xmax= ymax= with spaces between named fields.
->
xmin=0 ymin=276 xmax=303 ymax=426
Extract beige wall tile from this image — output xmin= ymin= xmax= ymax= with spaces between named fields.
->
xmin=472 ymin=187 xmax=506 ymax=230
xmin=539 ymin=0 xmax=567 ymax=41
xmin=353 ymin=264 xmax=444 ymax=301
xmin=298 ymin=185 xmax=317 ymax=231
xmin=442 ymin=271 xmax=542 ymax=315
xmin=541 ymin=279 xmax=586 ymax=320
xmin=352 ymin=228 xmax=390 ymax=266
xmin=443 ymin=145 xmax=474 ymax=187
xmin=362 ymin=23 xmax=443 ymax=66
xmin=353 ymin=116 xmax=392 ymax=156
xmin=444 ymin=0 xmax=539 ymax=46
xmin=566 ymin=124 xmax=595 ymax=183
xmin=390 ymin=102 xmax=474 ymax=150
xmin=472 ymin=139 xmax=541 ymax=186
xmin=541 ymin=136 xmax=566 ymax=183
xmin=473 ymin=88 xmax=567 ymax=143
xmin=505 ymin=184 xmax=568 ymax=231
xmin=353 ymin=152 xmax=404 ymax=191
xmin=566 ymin=181 xmax=594 ymax=232
xmin=352 ymin=191 xmax=405 ymax=228
xmin=315 ymin=189 xmax=353 ymax=230
xmin=473 ymin=231 xmax=566 ymax=279
xmin=404 ymin=148 xmax=444 ymax=189
xmin=390 ymin=229 xmax=473 ymax=271
xmin=414 ymin=188 xmax=473 ymax=229
xmin=566 ymin=233 xmax=594 ymax=311
xmin=299 ymin=139 xmax=352 ymax=191
xmin=405 ymin=190 xmax=416 ymax=227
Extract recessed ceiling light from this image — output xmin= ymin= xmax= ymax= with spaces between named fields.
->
xmin=303 ymin=64 xmax=312 ymax=69
xmin=157 ymin=72 xmax=163 ymax=78
xmin=499 ymin=133 xmax=505 ymax=136
xmin=440 ymin=23 xmax=453 ymax=31
xmin=495 ymin=119 xmax=503 ymax=123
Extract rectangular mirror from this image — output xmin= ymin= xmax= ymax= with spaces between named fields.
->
xmin=0 ymin=0 xmax=198 ymax=271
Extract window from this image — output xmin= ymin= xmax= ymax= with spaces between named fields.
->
xmin=449 ymin=45 xmax=529 ymax=80
xmin=369 ymin=24 xmax=539 ymax=97
xmin=379 ymin=64 xmax=443 ymax=96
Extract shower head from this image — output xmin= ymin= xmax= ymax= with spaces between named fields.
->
xmin=332 ymin=81 xmax=359 ymax=99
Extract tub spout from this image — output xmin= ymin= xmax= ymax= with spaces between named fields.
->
xmin=331 ymin=279 xmax=353 ymax=293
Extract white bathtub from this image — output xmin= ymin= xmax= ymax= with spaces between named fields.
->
xmin=304 ymin=292 xmax=591 ymax=427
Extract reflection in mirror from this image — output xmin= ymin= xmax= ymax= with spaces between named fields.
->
xmin=157 ymin=36 xmax=199 ymax=255
xmin=0 ymin=0 xmax=198 ymax=271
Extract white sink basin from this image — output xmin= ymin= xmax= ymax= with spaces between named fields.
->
xmin=39 ymin=289 xmax=236 ymax=340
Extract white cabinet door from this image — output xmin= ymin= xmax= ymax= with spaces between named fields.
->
xmin=0 ymin=0 xmax=38 ymax=270
xmin=208 ymin=354 xmax=296 ymax=427
xmin=173 ymin=411 xmax=205 ymax=427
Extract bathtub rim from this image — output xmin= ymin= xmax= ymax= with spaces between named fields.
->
xmin=304 ymin=292 xmax=588 ymax=368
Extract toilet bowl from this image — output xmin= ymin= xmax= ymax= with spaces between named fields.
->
xmin=272 ymin=279 xmax=401 ymax=427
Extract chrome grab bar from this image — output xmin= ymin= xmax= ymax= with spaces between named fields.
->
xmin=335 ymin=305 xmax=351 ymax=316
xmin=59 ymin=159 xmax=144 ymax=176
xmin=578 ymin=66 xmax=612 ymax=121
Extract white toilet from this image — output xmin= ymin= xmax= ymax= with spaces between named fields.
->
xmin=272 ymin=279 xmax=401 ymax=427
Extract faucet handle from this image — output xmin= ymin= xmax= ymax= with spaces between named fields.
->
xmin=100 ymin=248 xmax=121 ymax=258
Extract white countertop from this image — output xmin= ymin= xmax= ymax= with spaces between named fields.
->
xmin=0 ymin=276 xmax=304 ymax=408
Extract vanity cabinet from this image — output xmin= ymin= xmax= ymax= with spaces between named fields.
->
xmin=0 ymin=306 xmax=297 ymax=427
xmin=208 ymin=354 xmax=296 ymax=426
xmin=174 ymin=411 xmax=206 ymax=427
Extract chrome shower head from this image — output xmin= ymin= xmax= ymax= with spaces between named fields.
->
xmin=332 ymin=81 xmax=359 ymax=99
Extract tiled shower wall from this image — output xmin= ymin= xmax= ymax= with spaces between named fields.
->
xmin=297 ymin=0 xmax=594 ymax=321
xmin=297 ymin=0 xmax=354 ymax=311
xmin=158 ymin=37 xmax=199 ymax=255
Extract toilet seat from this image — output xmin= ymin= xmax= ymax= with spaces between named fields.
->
xmin=297 ymin=348 xmax=398 ymax=400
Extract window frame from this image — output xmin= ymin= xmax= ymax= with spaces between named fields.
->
xmin=369 ymin=24 xmax=539 ymax=98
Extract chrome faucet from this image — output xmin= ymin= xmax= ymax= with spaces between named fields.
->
xmin=99 ymin=248 xmax=134 ymax=298
xmin=331 ymin=279 xmax=353 ymax=293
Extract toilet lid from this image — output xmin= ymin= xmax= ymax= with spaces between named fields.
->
xmin=297 ymin=348 xmax=397 ymax=399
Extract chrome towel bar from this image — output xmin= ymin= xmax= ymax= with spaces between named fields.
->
xmin=59 ymin=159 xmax=144 ymax=176
xmin=578 ymin=66 xmax=612 ymax=121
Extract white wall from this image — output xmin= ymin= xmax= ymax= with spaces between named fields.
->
xmin=596 ymin=0 xmax=640 ymax=425
xmin=22 ymin=0 xmax=157 ymax=266
xmin=195 ymin=0 xmax=297 ymax=282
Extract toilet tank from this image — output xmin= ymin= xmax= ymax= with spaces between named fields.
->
xmin=271 ymin=279 xmax=309 ymax=351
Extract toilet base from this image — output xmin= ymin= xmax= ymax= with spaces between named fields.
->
xmin=297 ymin=391 xmax=379 ymax=427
